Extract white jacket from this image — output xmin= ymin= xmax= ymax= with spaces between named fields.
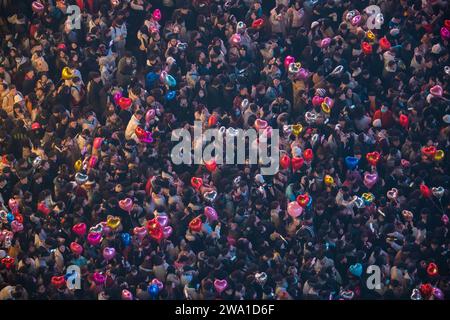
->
xmin=125 ymin=115 xmax=141 ymax=142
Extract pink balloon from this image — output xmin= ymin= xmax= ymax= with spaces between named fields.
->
xmin=430 ymin=85 xmax=443 ymax=97
xmin=230 ymin=33 xmax=241 ymax=45
xmin=214 ymin=279 xmax=228 ymax=293
xmin=156 ymin=215 xmax=169 ymax=227
xmin=88 ymin=155 xmax=98 ymax=168
xmin=72 ymin=223 xmax=87 ymax=236
xmin=323 ymin=97 xmax=334 ymax=108
xmin=163 ymin=226 xmax=173 ymax=239
xmin=441 ymin=27 xmax=450 ymax=40
xmin=321 ymin=37 xmax=331 ymax=48
xmin=93 ymin=272 xmax=106 ymax=285
xmin=103 ymin=247 xmax=116 ymax=261
xmin=152 ymin=9 xmax=162 ymax=21
xmin=284 ymin=55 xmax=295 ymax=69
xmin=8 ymin=198 xmax=18 ymax=213
xmin=11 ymin=220 xmax=24 ymax=233
xmin=87 ymin=232 xmax=102 ymax=246
xmin=122 ymin=289 xmax=133 ymax=300
xmin=113 ymin=92 xmax=122 ymax=104
xmin=287 ymin=201 xmax=303 ymax=218
xmin=364 ymin=172 xmax=378 ymax=189
xmin=296 ymin=68 xmax=309 ymax=79
xmin=119 ymin=198 xmax=133 ymax=212
xmin=312 ymin=96 xmax=324 ymax=107
xmin=133 ymin=226 xmax=147 ymax=240
xmin=151 ymin=278 xmax=164 ymax=290
xmin=145 ymin=109 xmax=156 ymax=123
xmin=204 ymin=206 xmax=218 ymax=222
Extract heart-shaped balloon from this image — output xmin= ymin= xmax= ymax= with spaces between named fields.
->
xmin=288 ymin=62 xmax=300 ymax=74
xmin=72 ymin=223 xmax=87 ymax=236
xmin=440 ymin=27 xmax=450 ymax=40
xmin=152 ymin=9 xmax=162 ymax=21
xmin=419 ymin=283 xmax=433 ymax=299
xmin=287 ymin=201 xmax=303 ymax=218
xmin=432 ymin=287 xmax=444 ymax=300
xmin=421 ymin=146 xmax=437 ymax=158
xmin=363 ymin=173 xmax=378 ymax=189
xmin=189 ymin=217 xmax=202 ymax=232
xmin=351 ymin=14 xmax=361 ymax=26
xmin=74 ymin=159 xmax=83 ymax=172
xmin=89 ymin=223 xmax=103 ymax=234
xmin=431 ymin=186 xmax=444 ymax=199
xmin=434 ymin=150 xmax=445 ymax=161
xmin=93 ymin=272 xmax=106 ymax=285
xmin=32 ymin=1 xmax=45 ymax=13
xmin=427 ymin=262 xmax=439 ymax=277
xmin=163 ymin=226 xmax=173 ymax=239
xmin=296 ymin=194 xmax=310 ymax=207
xmin=135 ymin=126 xmax=147 ymax=140
xmin=151 ymin=278 xmax=164 ymax=290
xmin=122 ymin=289 xmax=133 ymax=300
xmin=37 ymin=201 xmax=51 ymax=215
xmin=366 ymin=152 xmax=380 ymax=166
xmin=345 ymin=156 xmax=359 ymax=170
xmin=51 ymin=275 xmax=66 ymax=289
xmin=251 ymin=18 xmax=264 ymax=29
xmin=103 ymin=247 xmax=116 ymax=261
xmin=113 ymin=91 xmax=123 ymax=104
xmin=401 ymin=159 xmax=410 ymax=168
xmin=133 ymin=226 xmax=147 ymax=240
xmin=214 ymin=279 xmax=228 ymax=293
xmin=442 ymin=214 xmax=449 ymax=225
xmin=8 ymin=198 xmax=18 ymax=213
xmin=312 ymin=96 xmax=324 ymax=107
xmin=320 ymin=37 xmax=331 ymax=48
xmin=366 ymin=30 xmax=376 ymax=41
xmin=324 ymin=175 xmax=334 ymax=186
xmin=321 ymin=102 xmax=331 ymax=114
xmin=87 ymin=232 xmax=102 ymax=246
xmin=291 ymin=157 xmax=304 ymax=171
xmin=399 ymin=114 xmax=409 ymax=128
xmin=204 ymin=206 xmax=218 ymax=222
xmin=305 ymin=111 xmax=317 ymax=124
xmin=88 ymin=155 xmax=98 ymax=168
xmin=11 ymin=220 xmax=24 ymax=233
xmin=280 ymin=154 xmax=291 ymax=169
xmin=420 ymin=184 xmax=432 ymax=198
xmin=303 ymin=149 xmax=313 ymax=162
xmin=379 ymin=37 xmax=391 ymax=50
xmin=362 ymin=192 xmax=375 ymax=205
xmin=362 ymin=41 xmax=372 ymax=55
xmin=349 ymin=263 xmax=363 ymax=277
xmin=205 ymin=159 xmax=217 ymax=172
xmin=120 ymin=233 xmax=131 ymax=246
xmin=410 ymin=288 xmax=422 ymax=300
xmin=155 ymin=215 xmax=169 ymax=227
xmin=75 ymin=172 xmax=88 ymax=185
xmin=119 ymin=198 xmax=133 ymax=212
xmin=255 ymin=272 xmax=268 ymax=285
xmin=284 ymin=55 xmax=295 ymax=69
xmin=292 ymin=124 xmax=303 ymax=136
xmin=230 ymin=33 xmax=241 ymax=45
xmin=70 ymin=242 xmax=83 ymax=255
xmin=145 ymin=109 xmax=156 ymax=123
xmin=6 ymin=212 xmax=14 ymax=223
xmin=387 ymin=188 xmax=398 ymax=200
xmin=203 ymin=190 xmax=217 ymax=203
xmin=254 ymin=119 xmax=268 ymax=131
xmin=191 ymin=177 xmax=203 ymax=190
xmin=106 ymin=215 xmax=121 ymax=230
xmin=118 ymin=97 xmax=132 ymax=110
xmin=93 ymin=137 xmax=104 ymax=150
xmin=353 ymin=197 xmax=365 ymax=209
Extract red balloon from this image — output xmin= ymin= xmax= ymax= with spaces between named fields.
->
xmin=420 ymin=184 xmax=432 ymax=198
xmin=70 ymin=242 xmax=83 ymax=255
xmin=427 ymin=262 xmax=439 ymax=277
xmin=362 ymin=42 xmax=372 ymax=55
xmin=296 ymin=194 xmax=310 ymax=207
xmin=379 ymin=37 xmax=391 ymax=51
xmin=280 ymin=154 xmax=291 ymax=170
xmin=118 ymin=97 xmax=132 ymax=110
xmin=135 ymin=127 xmax=147 ymax=139
xmin=399 ymin=114 xmax=409 ymax=128
xmin=205 ymin=160 xmax=217 ymax=172
xmin=189 ymin=217 xmax=202 ymax=232
xmin=191 ymin=177 xmax=203 ymax=190
xmin=251 ymin=18 xmax=264 ymax=29
xmin=51 ymin=276 xmax=66 ymax=289
xmin=303 ymin=149 xmax=313 ymax=162
xmin=291 ymin=157 xmax=304 ymax=171
xmin=419 ymin=283 xmax=433 ymax=298
xmin=366 ymin=151 xmax=380 ymax=166
xmin=147 ymin=219 xmax=163 ymax=241
xmin=421 ymin=146 xmax=437 ymax=158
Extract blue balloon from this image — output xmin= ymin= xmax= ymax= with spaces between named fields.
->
xmin=165 ymin=90 xmax=176 ymax=100
xmin=307 ymin=196 xmax=313 ymax=208
xmin=165 ymin=74 xmax=177 ymax=87
xmin=121 ymin=233 xmax=131 ymax=246
xmin=345 ymin=156 xmax=359 ymax=170
xmin=7 ymin=212 xmax=14 ymax=223
xmin=146 ymin=72 xmax=158 ymax=88
xmin=148 ymin=283 xmax=159 ymax=298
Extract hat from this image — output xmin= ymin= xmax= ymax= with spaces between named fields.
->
xmin=311 ymin=21 xmax=320 ymax=29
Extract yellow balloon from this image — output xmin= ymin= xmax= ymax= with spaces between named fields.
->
xmin=434 ymin=150 xmax=444 ymax=161
xmin=366 ymin=30 xmax=376 ymax=41
xmin=321 ymin=102 xmax=331 ymax=114
xmin=324 ymin=175 xmax=334 ymax=186
xmin=106 ymin=216 xmax=121 ymax=229
xmin=362 ymin=193 xmax=374 ymax=202
xmin=292 ymin=124 xmax=303 ymax=136
xmin=61 ymin=67 xmax=74 ymax=80
xmin=74 ymin=159 xmax=83 ymax=172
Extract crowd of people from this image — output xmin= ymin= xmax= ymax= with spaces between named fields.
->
xmin=0 ymin=0 xmax=449 ymax=300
